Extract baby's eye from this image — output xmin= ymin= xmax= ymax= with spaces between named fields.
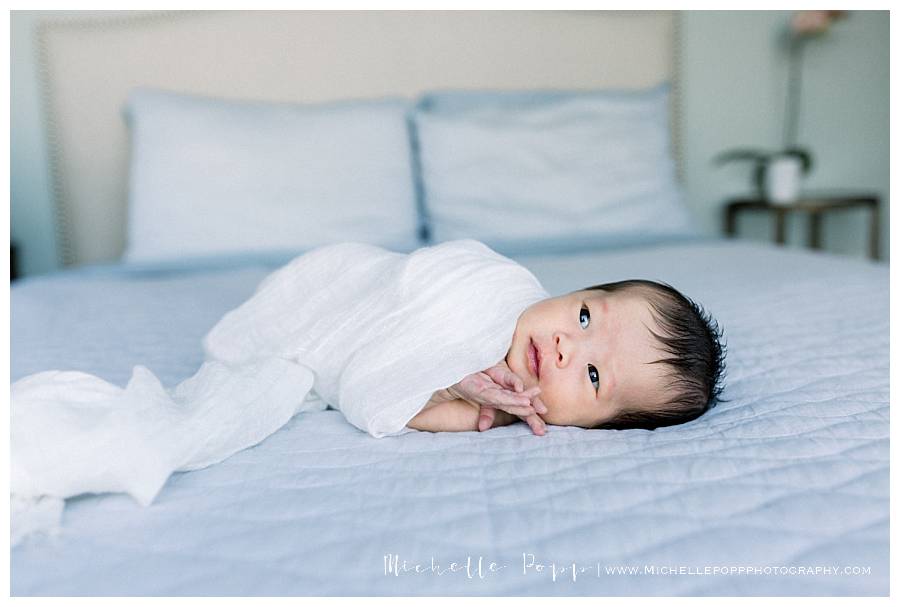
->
xmin=587 ymin=364 xmax=600 ymax=392
xmin=579 ymin=305 xmax=590 ymax=329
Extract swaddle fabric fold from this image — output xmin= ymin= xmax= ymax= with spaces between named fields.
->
xmin=11 ymin=239 xmax=548 ymax=545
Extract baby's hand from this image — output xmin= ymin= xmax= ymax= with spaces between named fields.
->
xmin=448 ymin=367 xmax=540 ymax=418
xmin=449 ymin=359 xmax=548 ymax=436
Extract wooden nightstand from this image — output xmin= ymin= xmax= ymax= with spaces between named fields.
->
xmin=723 ymin=191 xmax=881 ymax=260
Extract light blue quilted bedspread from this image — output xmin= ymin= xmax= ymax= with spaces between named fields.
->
xmin=10 ymin=238 xmax=889 ymax=596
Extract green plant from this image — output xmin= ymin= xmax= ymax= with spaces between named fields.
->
xmin=712 ymin=146 xmax=813 ymax=198
xmin=712 ymin=12 xmax=846 ymax=200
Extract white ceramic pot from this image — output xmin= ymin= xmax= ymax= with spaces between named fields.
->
xmin=764 ymin=156 xmax=802 ymax=205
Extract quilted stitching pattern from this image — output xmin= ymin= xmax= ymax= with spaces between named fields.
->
xmin=11 ymin=241 xmax=888 ymax=596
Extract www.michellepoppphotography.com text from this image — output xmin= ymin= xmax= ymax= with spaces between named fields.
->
xmin=383 ymin=553 xmax=872 ymax=583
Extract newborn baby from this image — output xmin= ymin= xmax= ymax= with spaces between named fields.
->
xmin=407 ymin=279 xmax=726 ymax=435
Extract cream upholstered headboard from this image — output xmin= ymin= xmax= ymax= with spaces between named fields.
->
xmin=37 ymin=10 xmax=682 ymax=267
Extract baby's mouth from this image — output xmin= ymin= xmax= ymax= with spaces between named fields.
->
xmin=528 ymin=338 xmax=541 ymax=380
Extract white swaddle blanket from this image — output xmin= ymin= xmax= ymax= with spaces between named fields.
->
xmin=11 ymin=239 xmax=549 ymax=545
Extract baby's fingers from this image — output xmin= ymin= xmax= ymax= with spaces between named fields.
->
xmin=485 ymin=387 xmax=544 ymax=418
xmin=481 ymin=395 xmax=535 ymax=417
xmin=485 ymin=386 xmax=534 ymax=409
xmin=528 ymin=392 xmax=548 ymax=415
xmin=484 ymin=365 xmax=524 ymax=393
xmin=478 ymin=406 xmax=496 ymax=432
xmin=523 ymin=413 xmax=547 ymax=436
xmin=494 ymin=404 xmax=538 ymax=417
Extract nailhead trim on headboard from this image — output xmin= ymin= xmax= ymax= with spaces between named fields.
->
xmin=35 ymin=10 xmax=208 ymax=267
xmin=672 ymin=11 xmax=686 ymax=185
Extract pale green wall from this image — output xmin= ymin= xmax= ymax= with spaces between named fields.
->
xmin=681 ymin=10 xmax=889 ymax=261
xmin=10 ymin=10 xmax=890 ymax=277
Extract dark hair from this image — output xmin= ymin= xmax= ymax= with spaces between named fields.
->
xmin=581 ymin=279 xmax=727 ymax=431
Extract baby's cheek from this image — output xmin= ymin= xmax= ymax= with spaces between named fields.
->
xmin=539 ymin=379 xmax=581 ymax=425
xmin=541 ymin=404 xmax=571 ymax=427
xmin=537 ymin=380 xmax=565 ymax=419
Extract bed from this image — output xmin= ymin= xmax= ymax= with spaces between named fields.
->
xmin=11 ymin=10 xmax=889 ymax=596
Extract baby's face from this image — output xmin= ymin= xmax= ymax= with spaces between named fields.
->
xmin=505 ymin=288 xmax=669 ymax=428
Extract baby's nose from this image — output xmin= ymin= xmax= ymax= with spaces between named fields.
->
xmin=554 ymin=333 xmax=570 ymax=365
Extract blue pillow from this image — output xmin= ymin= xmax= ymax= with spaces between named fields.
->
xmin=411 ymin=83 xmax=699 ymax=251
xmin=123 ymin=88 xmax=423 ymax=263
xmin=419 ymin=82 xmax=673 ymax=114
